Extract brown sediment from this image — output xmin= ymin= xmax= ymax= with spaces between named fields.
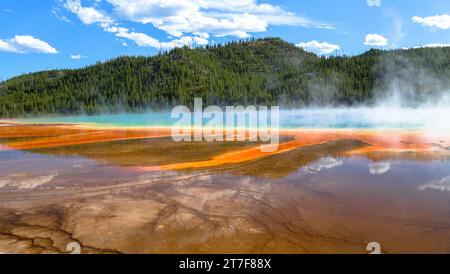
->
xmin=137 ymin=129 xmax=450 ymax=171
xmin=26 ymin=137 xmax=281 ymax=167
xmin=136 ymin=139 xmax=302 ymax=171
xmin=0 ymin=164 xmax=449 ymax=254
xmin=1 ymin=123 xmax=450 ymax=171
xmin=1 ymin=123 xmax=450 ymax=254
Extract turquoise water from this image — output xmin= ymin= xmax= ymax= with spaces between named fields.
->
xmin=9 ymin=108 xmax=450 ymax=131
xmin=15 ymin=112 xmax=175 ymax=128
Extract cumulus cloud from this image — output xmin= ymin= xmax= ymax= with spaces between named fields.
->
xmin=70 ymin=54 xmax=87 ymax=59
xmin=367 ymin=0 xmax=381 ymax=7
xmin=364 ymin=33 xmax=388 ymax=46
xmin=412 ymin=14 xmax=450 ymax=30
xmin=107 ymin=0 xmax=266 ymax=38
xmin=161 ymin=36 xmax=209 ymax=49
xmin=105 ymin=0 xmax=331 ymax=36
xmin=65 ymin=0 xmax=208 ymax=49
xmin=114 ymin=29 xmax=161 ymax=48
xmin=104 ymin=23 xmax=206 ymax=49
xmin=296 ymin=40 xmax=340 ymax=55
xmin=63 ymin=0 xmax=332 ymax=49
xmin=0 ymin=39 xmax=18 ymax=53
xmin=0 ymin=35 xmax=58 ymax=54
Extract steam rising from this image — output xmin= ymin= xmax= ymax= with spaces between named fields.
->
xmin=281 ymin=107 xmax=450 ymax=131
xmin=9 ymin=48 xmax=450 ymax=133
xmin=282 ymin=48 xmax=450 ymax=132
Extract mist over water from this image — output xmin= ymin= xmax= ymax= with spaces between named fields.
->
xmin=279 ymin=51 xmax=450 ymax=132
xmin=8 ymin=54 xmax=450 ymax=133
xmin=6 ymin=48 xmax=450 ymax=133
xmin=282 ymin=107 xmax=450 ymax=131
xmin=9 ymin=106 xmax=449 ymax=132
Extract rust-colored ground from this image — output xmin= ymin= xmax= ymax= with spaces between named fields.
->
xmin=1 ymin=123 xmax=449 ymax=171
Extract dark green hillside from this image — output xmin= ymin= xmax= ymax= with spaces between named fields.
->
xmin=1 ymin=38 xmax=450 ymax=117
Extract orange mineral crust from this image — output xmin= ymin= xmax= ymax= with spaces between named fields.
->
xmin=0 ymin=123 xmax=172 ymax=150
xmin=1 ymin=123 xmax=449 ymax=170
xmin=137 ymin=129 xmax=450 ymax=171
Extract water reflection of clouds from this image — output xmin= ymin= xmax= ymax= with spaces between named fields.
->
xmin=305 ymin=157 xmax=343 ymax=173
xmin=418 ymin=176 xmax=450 ymax=192
xmin=369 ymin=162 xmax=391 ymax=175
xmin=0 ymin=173 xmax=57 ymax=190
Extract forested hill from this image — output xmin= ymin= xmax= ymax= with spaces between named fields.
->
xmin=1 ymin=37 xmax=450 ymax=117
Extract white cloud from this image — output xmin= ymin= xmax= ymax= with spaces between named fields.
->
xmin=64 ymin=0 xmax=207 ymax=49
xmin=296 ymin=40 xmax=340 ymax=55
xmin=105 ymin=0 xmax=330 ymax=36
xmin=115 ymin=30 xmax=161 ymax=48
xmin=412 ymin=14 xmax=450 ymax=30
xmin=161 ymin=36 xmax=209 ymax=49
xmin=367 ymin=0 xmax=381 ymax=7
xmin=14 ymin=36 xmax=58 ymax=54
xmin=0 ymin=35 xmax=58 ymax=54
xmin=120 ymin=32 xmax=207 ymax=49
xmin=52 ymin=7 xmax=72 ymax=23
xmin=70 ymin=54 xmax=87 ymax=59
xmin=401 ymin=43 xmax=450 ymax=50
xmin=414 ymin=43 xmax=450 ymax=48
xmin=64 ymin=0 xmax=332 ymax=49
xmin=364 ymin=34 xmax=388 ymax=46
xmin=108 ymin=24 xmax=207 ymax=49
xmin=0 ymin=39 xmax=19 ymax=53
xmin=65 ymin=0 xmax=112 ymax=24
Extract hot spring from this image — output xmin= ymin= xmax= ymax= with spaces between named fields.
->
xmin=8 ymin=107 xmax=450 ymax=132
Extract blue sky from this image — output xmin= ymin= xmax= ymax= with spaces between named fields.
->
xmin=1 ymin=0 xmax=450 ymax=80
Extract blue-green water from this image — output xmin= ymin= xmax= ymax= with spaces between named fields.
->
xmin=14 ymin=112 xmax=175 ymax=128
xmin=9 ymin=108 xmax=450 ymax=131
